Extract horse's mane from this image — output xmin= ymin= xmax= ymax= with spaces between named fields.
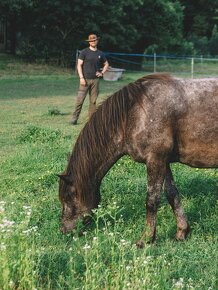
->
xmin=66 ymin=73 xmax=173 ymax=203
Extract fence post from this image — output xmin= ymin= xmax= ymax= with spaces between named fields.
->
xmin=154 ymin=53 xmax=156 ymax=73
xmin=191 ymin=57 xmax=194 ymax=78
xmin=201 ymin=55 xmax=203 ymax=75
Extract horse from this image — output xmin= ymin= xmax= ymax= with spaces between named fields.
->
xmin=58 ymin=73 xmax=218 ymax=247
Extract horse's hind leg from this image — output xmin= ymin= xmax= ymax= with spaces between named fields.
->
xmin=164 ymin=165 xmax=190 ymax=240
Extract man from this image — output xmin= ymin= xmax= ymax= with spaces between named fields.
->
xmin=71 ymin=34 xmax=109 ymax=125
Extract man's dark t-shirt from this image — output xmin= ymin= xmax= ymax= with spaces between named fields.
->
xmin=79 ymin=48 xmax=107 ymax=79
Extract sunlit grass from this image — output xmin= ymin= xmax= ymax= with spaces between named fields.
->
xmin=0 ymin=54 xmax=217 ymax=289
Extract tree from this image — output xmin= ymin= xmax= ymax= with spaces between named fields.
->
xmin=180 ymin=0 xmax=218 ymax=38
xmin=2 ymin=0 xmax=215 ymax=63
xmin=130 ymin=0 xmax=184 ymax=54
xmin=22 ymin=0 xmax=184 ymax=63
xmin=0 ymin=0 xmax=34 ymax=53
xmin=209 ymin=24 xmax=218 ymax=56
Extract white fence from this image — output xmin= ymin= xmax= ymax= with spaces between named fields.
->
xmin=103 ymin=52 xmax=218 ymax=78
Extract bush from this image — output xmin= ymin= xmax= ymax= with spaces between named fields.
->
xmin=48 ymin=107 xmax=62 ymax=116
xmin=16 ymin=40 xmax=38 ymax=61
xmin=17 ymin=125 xmax=62 ymax=144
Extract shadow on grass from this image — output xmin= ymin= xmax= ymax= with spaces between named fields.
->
xmin=94 ymin=173 xmax=217 ymax=242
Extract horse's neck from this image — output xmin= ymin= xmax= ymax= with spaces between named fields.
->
xmin=95 ymin=149 xmax=124 ymax=183
xmin=71 ymin=136 xmax=124 ymax=203
xmin=89 ymin=142 xmax=124 ymax=184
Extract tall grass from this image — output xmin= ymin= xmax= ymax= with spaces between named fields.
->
xmin=0 ymin=54 xmax=217 ymax=289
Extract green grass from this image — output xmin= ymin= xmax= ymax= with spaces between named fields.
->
xmin=0 ymin=54 xmax=217 ymax=290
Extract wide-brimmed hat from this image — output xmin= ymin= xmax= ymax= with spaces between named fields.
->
xmin=85 ymin=34 xmax=100 ymax=42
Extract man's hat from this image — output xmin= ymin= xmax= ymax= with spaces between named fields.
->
xmin=85 ymin=34 xmax=100 ymax=42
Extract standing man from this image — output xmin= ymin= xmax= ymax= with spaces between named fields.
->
xmin=71 ymin=34 xmax=109 ymax=125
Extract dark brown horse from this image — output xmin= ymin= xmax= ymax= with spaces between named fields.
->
xmin=59 ymin=74 xmax=218 ymax=247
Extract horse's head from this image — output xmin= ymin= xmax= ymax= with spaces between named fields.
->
xmin=58 ymin=173 xmax=100 ymax=233
xmin=58 ymin=174 xmax=90 ymax=233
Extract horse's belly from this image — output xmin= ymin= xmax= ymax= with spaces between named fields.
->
xmin=179 ymin=141 xmax=218 ymax=168
xmin=177 ymin=106 xmax=218 ymax=168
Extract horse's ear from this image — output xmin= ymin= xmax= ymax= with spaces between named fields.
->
xmin=57 ymin=174 xmax=73 ymax=185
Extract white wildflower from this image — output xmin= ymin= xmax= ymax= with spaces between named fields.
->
xmin=0 ymin=201 xmax=5 ymax=213
xmin=174 ymin=278 xmax=184 ymax=288
xmin=83 ymin=243 xmax=91 ymax=250
xmin=22 ymin=226 xmax=38 ymax=235
xmin=0 ymin=243 xmax=6 ymax=250
xmin=22 ymin=229 xmax=31 ymax=235
xmin=23 ymin=205 xmax=31 ymax=210
xmin=26 ymin=210 xmax=32 ymax=216
xmin=120 ymin=239 xmax=127 ymax=246
xmin=0 ymin=218 xmax=15 ymax=230
xmin=9 ymin=280 xmax=15 ymax=288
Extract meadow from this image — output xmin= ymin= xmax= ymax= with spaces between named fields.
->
xmin=0 ymin=54 xmax=217 ymax=290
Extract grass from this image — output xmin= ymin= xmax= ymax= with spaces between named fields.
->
xmin=0 ymin=53 xmax=217 ymax=290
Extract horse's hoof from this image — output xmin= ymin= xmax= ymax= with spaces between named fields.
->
xmin=136 ymin=240 xmax=145 ymax=248
xmin=176 ymin=225 xmax=191 ymax=241
xmin=60 ymin=226 xmax=67 ymax=234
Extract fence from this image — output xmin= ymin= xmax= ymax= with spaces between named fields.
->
xmin=75 ymin=50 xmax=218 ymax=78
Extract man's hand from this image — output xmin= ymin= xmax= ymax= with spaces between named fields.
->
xmin=80 ymin=78 xmax=86 ymax=86
xmin=96 ymin=71 xmax=103 ymax=78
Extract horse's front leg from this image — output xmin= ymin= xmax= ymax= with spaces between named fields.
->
xmin=136 ymin=157 xmax=166 ymax=248
xmin=164 ymin=165 xmax=190 ymax=240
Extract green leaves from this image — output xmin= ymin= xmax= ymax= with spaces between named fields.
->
xmin=1 ymin=0 xmax=217 ymax=63
xmin=17 ymin=125 xmax=62 ymax=144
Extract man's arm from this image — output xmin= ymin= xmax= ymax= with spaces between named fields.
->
xmin=77 ymin=59 xmax=86 ymax=85
xmin=102 ymin=60 xmax=109 ymax=75
xmin=96 ymin=60 xmax=109 ymax=77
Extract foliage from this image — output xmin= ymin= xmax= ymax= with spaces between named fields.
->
xmin=17 ymin=125 xmax=62 ymax=144
xmin=1 ymin=0 xmax=217 ymax=62
xmin=180 ymin=0 xmax=218 ymax=38
xmin=131 ymin=0 xmax=184 ymax=54
xmin=0 ymin=0 xmax=33 ymax=14
xmin=47 ymin=107 xmax=62 ymax=116
xmin=209 ymin=25 xmax=218 ymax=56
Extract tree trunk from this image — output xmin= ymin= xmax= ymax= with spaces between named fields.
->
xmin=10 ymin=13 xmax=17 ymax=54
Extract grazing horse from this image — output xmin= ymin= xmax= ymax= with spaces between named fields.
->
xmin=58 ymin=74 xmax=218 ymax=247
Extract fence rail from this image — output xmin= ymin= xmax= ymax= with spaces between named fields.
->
xmin=75 ymin=50 xmax=218 ymax=78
